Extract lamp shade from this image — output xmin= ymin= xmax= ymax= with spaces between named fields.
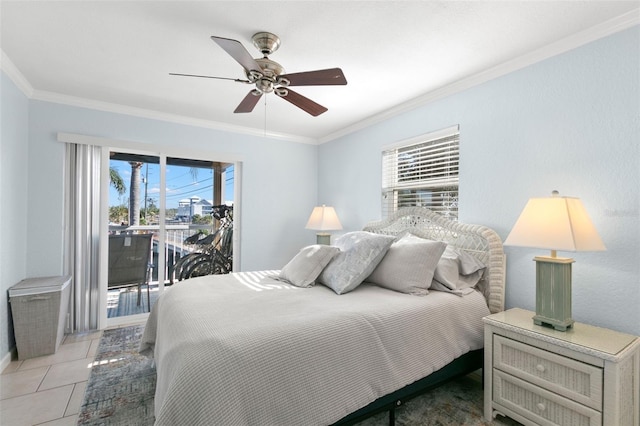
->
xmin=504 ymin=192 xmax=605 ymax=252
xmin=305 ymin=205 xmax=343 ymax=231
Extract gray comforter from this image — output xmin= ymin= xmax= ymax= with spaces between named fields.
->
xmin=140 ymin=270 xmax=489 ymax=425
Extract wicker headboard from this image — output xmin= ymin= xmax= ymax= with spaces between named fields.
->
xmin=362 ymin=207 xmax=506 ymax=313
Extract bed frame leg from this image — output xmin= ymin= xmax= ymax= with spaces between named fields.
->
xmin=388 ymin=407 xmax=395 ymax=426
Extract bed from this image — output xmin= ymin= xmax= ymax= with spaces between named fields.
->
xmin=140 ymin=207 xmax=506 ymax=426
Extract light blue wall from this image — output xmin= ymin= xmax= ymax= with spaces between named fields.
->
xmin=0 ymin=73 xmax=29 ymax=358
xmin=319 ymin=27 xmax=640 ymax=335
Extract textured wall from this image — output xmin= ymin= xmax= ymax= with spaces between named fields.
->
xmin=319 ymin=27 xmax=640 ymax=335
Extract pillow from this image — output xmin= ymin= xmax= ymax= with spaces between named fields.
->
xmin=432 ymin=245 xmax=486 ymax=293
xmin=367 ymin=234 xmax=446 ymax=295
xmin=278 ymin=245 xmax=341 ymax=288
xmin=397 ymin=232 xmax=486 ymax=295
xmin=318 ymin=231 xmax=395 ymax=294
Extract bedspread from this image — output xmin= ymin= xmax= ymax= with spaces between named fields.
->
xmin=140 ymin=271 xmax=490 ymax=426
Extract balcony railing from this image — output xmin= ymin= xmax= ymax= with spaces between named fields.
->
xmin=108 ymin=223 xmax=215 ymax=284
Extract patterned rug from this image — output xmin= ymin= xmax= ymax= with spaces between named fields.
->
xmin=79 ymin=325 xmax=519 ymax=425
xmin=78 ymin=325 xmax=155 ymax=425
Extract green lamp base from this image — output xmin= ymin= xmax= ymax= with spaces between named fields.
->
xmin=533 ymin=255 xmax=575 ymax=332
xmin=316 ymin=233 xmax=331 ymax=245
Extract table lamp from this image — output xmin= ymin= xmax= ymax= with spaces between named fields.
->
xmin=305 ymin=205 xmax=342 ymax=245
xmin=504 ymin=191 xmax=605 ymax=331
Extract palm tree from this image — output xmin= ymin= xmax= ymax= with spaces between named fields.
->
xmin=109 ymin=167 xmax=126 ymax=196
xmin=129 ymin=162 xmax=143 ymax=226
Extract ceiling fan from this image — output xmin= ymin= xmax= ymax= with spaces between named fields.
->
xmin=170 ymin=32 xmax=347 ymax=117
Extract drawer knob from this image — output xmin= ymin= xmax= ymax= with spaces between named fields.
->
xmin=536 ymin=402 xmax=546 ymax=411
xmin=536 ymin=364 xmax=546 ymax=373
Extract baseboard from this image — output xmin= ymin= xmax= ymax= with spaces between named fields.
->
xmin=0 ymin=346 xmax=17 ymax=373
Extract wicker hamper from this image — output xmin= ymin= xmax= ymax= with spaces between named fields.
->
xmin=9 ymin=275 xmax=72 ymax=360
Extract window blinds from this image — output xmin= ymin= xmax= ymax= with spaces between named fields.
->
xmin=382 ymin=128 xmax=459 ymax=219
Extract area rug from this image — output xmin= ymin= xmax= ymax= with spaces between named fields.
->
xmin=78 ymin=325 xmax=155 ymax=425
xmin=79 ymin=325 xmax=519 ymax=425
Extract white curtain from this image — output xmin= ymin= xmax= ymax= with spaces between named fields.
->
xmin=63 ymin=144 xmax=101 ymax=332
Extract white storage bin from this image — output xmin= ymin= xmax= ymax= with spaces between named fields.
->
xmin=9 ymin=275 xmax=72 ymax=360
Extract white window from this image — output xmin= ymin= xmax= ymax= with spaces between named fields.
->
xmin=382 ymin=125 xmax=459 ymax=219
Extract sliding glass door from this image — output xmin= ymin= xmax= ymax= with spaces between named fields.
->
xmin=165 ymin=157 xmax=234 ymax=284
xmin=106 ymin=151 xmax=234 ymax=324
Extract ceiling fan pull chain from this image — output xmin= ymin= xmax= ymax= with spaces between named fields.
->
xmin=264 ymin=95 xmax=268 ymax=137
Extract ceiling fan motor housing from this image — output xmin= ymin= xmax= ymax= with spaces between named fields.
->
xmin=251 ymin=57 xmax=287 ymax=94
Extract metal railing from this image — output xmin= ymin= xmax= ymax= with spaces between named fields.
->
xmin=108 ymin=224 xmax=215 ymax=284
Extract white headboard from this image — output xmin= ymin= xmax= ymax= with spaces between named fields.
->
xmin=362 ymin=207 xmax=506 ymax=313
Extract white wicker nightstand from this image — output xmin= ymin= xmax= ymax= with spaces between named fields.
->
xmin=484 ymin=308 xmax=640 ymax=426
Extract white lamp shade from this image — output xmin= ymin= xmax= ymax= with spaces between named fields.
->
xmin=504 ymin=194 xmax=605 ymax=252
xmin=305 ymin=205 xmax=343 ymax=231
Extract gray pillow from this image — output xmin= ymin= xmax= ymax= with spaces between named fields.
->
xmin=279 ymin=245 xmax=341 ymax=288
xmin=318 ymin=231 xmax=395 ymax=294
xmin=432 ymin=245 xmax=486 ymax=293
xmin=399 ymin=233 xmax=486 ymax=295
xmin=367 ymin=234 xmax=446 ymax=295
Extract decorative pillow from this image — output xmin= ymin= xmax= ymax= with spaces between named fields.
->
xmin=318 ymin=231 xmax=395 ymax=295
xmin=367 ymin=234 xmax=446 ymax=295
xmin=278 ymin=245 xmax=341 ymax=288
xmin=432 ymin=245 xmax=486 ymax=293
xmin=397 ymin=232 xmax=486 ymax=295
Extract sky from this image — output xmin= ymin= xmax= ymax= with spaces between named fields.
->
xmin=109 ymin=160 xmax=234 ymax=211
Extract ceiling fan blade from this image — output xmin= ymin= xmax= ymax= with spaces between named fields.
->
xmin=169 ymin=73 xmax=250 ymax=83
xmin=277 ymin=88 xmax=328 ymax=116
xmin=280 ymin=68 xmax=347 ymax=86
xmin=234 ymin=90 xmax=263 ymax=113
xmin=211 ymin=36 xmax=262 ymax=73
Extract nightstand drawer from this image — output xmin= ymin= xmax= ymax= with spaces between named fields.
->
xmin=494 ymin=335 xmax=603 ymax=410
xmin=494 ymin=370 xmax=602 ymax=426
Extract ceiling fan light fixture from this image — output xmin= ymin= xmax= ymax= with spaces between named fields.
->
xmin=274 ymin=87 xmax=289 ymax=97
xmin=248 ymin=70 xmax=263 ymax=82
xmin=256 ymin=78 xmax=274 ymax=94
xmin=276 ymin=76 xmax=290 ymax=87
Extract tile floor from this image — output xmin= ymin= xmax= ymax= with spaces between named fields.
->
xmin=0 ymin=321 xmax=143 ymax=426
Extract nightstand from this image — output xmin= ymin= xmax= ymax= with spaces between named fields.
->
xmin=484 ymin=308 xmax=640 ymax=426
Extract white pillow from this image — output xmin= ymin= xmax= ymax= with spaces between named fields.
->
xmin=367 ymin=234 xmax=446 ymax=295
xmin=318 ymin=231 xmax=395 ymax=295
xmin=278 ymin=245 xmax=340 ymax=288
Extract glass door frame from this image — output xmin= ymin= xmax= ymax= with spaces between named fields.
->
xmin=97 ymin=144 xmax=242 ymax=329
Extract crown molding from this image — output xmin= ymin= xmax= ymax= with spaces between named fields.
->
xmin=30 ymin=89 xmax=318 ymax=144
xmin=1 ymin=50 xmax=34 ymax=97
xmin=319 ymin=10 xmax=640 ymax=144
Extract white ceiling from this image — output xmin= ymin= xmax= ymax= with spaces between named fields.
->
xmin=1 ymin=1 xmax=638 ymax=143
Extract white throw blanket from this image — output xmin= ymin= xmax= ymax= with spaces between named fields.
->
xmin=140 ymin=271 xmax=489 ymax=426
